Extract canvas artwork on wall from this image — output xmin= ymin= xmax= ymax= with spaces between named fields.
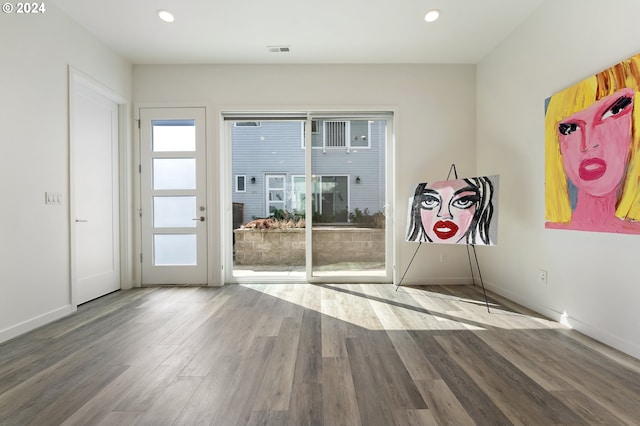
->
xmin=406 ymin=175 xmax=499 ymax=246
xmin=545 ymin=52 xmax=640 ymax=234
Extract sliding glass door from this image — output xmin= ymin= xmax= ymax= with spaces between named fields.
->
xmin=308 ymin=116 xmax=389 ymax=279
xmin=229 ymin=119 xmax=306 ymax=279
xmin=225 ymin=112 xmax=392 ymax=283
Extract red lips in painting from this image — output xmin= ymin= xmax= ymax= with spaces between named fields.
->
xmin=433 ymin=220 xmax=459 ymax=240
xmin=579 ymin=158 xmax=607 ymax=181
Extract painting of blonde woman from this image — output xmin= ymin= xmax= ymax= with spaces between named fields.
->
xmin=545 ymin=53 xmax=640 ymax=234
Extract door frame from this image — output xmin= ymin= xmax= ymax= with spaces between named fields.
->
xmin=69 ymin=67 xmax=131 ymax=308
xmin=133 ymin=102 xmax=217 ymax=287
xmin=221 ymin=108 xmax=395 ymax=284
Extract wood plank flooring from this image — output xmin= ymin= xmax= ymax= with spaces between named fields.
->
xmin=1 ymin=284 xmax=639 ymax=425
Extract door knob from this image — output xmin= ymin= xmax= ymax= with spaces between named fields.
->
xmin=75 ymin=219 xmax=88 ymax=223
xmin=192 ymin=216 xmax=205 ymax=222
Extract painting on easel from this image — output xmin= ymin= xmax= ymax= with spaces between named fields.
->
xmin=406 ymin=175 xmax=499 ymax=245
xmin=545 ymin=52 xmax=640 ymax=234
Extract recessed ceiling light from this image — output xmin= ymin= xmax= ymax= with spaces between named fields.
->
xmin=424 ymin=9 xmax=440 ymax=23
xmin=157 ymin=9 xmax=175 ymax=23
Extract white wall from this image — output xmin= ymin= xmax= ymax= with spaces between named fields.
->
xmin=0 ymin=5 xmax=131 ymax=341
xmin=133 ymin=64 xmax=477 ymax=286
xmin=477 ymin=0 xmax=640 ymax=358
xmin=3 ymin=0 xmax=636 ymax=362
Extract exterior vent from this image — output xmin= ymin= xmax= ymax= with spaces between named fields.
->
xmin=267 ymin=45 xmax=291 ymax=53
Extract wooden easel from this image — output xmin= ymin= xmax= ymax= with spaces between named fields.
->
xmin=395 ymin=164 xmax=491 ymax=313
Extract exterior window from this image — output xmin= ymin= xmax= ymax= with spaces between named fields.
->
xmin=303 ymin=120 xmax=370 ymax=150
xmin=324 ymin=121 xmax=348 ymax=148
xmin=236 ymin=175 xmax=246 ymax=192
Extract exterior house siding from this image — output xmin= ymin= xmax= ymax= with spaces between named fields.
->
xmin=232 ymin=120 xmax=385 ymax=225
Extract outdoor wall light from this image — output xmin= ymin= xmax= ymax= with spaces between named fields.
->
xmin=251 ymin=176 xmax=256 ymax=184
xmin=355 ymin=176 xmax=361 ymax=184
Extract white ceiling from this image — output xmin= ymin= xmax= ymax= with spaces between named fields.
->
xmin=51 ymin=0 xmax=544 ymax=65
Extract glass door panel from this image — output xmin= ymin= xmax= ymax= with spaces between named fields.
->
xmin=310 ymin=118 xmax=388 ymax=278
xmin=153 ymin=196 xmax=197 ymax=228
xmin=154 ymin=234 xmax=197 ymax=265
xmin=152 ymin=121 xmax=196 ymax=151
xmin=153 ymin=159 xmax=196 ymax=189
xmin=225 ymin=113 xmax=391 ymax=283
xmin=230 ymin=120 xmax=306 ymax=280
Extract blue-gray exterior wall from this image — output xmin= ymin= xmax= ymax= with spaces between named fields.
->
xmin=231 ymin=120 xmax=385 ymax=224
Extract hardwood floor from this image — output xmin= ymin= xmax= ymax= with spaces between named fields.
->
xmin=1 ymin=284 xmax=639 ymax=425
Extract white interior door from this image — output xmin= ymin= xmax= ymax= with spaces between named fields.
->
xmin=140 ymin=107 xmax=207 ymax=285
xmin=70 ymin=74 xmax=121 ymax=304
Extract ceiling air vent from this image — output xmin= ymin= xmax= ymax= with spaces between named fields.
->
xmin=267 ymin=45 xmax=291 ymax=53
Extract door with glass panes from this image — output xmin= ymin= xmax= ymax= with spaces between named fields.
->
xmin=140 ymin=107 xmax=208 ymax=284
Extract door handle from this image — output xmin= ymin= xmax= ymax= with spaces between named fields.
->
xmin=192 ymin=216 xmax=205 ymax=222
xmin=75 ymin=219 xmax=88 ymax=223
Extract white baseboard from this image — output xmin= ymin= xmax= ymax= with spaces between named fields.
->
xmin=0 ymin=305 xmax=74 ymax=344
xmin=483 ymin=280 xmax=640 ymax=360
xmin=554 ymin=311 xmax=640 ymax=360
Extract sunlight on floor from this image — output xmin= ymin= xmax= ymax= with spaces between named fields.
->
xmin=233 ymin=262 xmax=386 ymax=278
xmin=240 ymin=283 xmax=569 ymax=332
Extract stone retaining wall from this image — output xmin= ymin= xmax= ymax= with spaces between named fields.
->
xmin=234 ymin=227 xmax=384 ymax=266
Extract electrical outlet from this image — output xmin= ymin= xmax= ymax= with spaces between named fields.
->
xmin=539 ymin=269 xmax=547 ymax=284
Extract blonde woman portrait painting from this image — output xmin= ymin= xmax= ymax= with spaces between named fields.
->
xmin=545 ymin=53 xmax=640 ymax=234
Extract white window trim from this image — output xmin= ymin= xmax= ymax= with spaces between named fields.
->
xmin=323 ymin=120 xmax=350 ymax=151
xmin=265 ymin=174 xmax=286 ymax=216
xmin=301 ymin=120 xmax=372 ymax=151
xmin=302 ymin=120 xmax=351 ymax=150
